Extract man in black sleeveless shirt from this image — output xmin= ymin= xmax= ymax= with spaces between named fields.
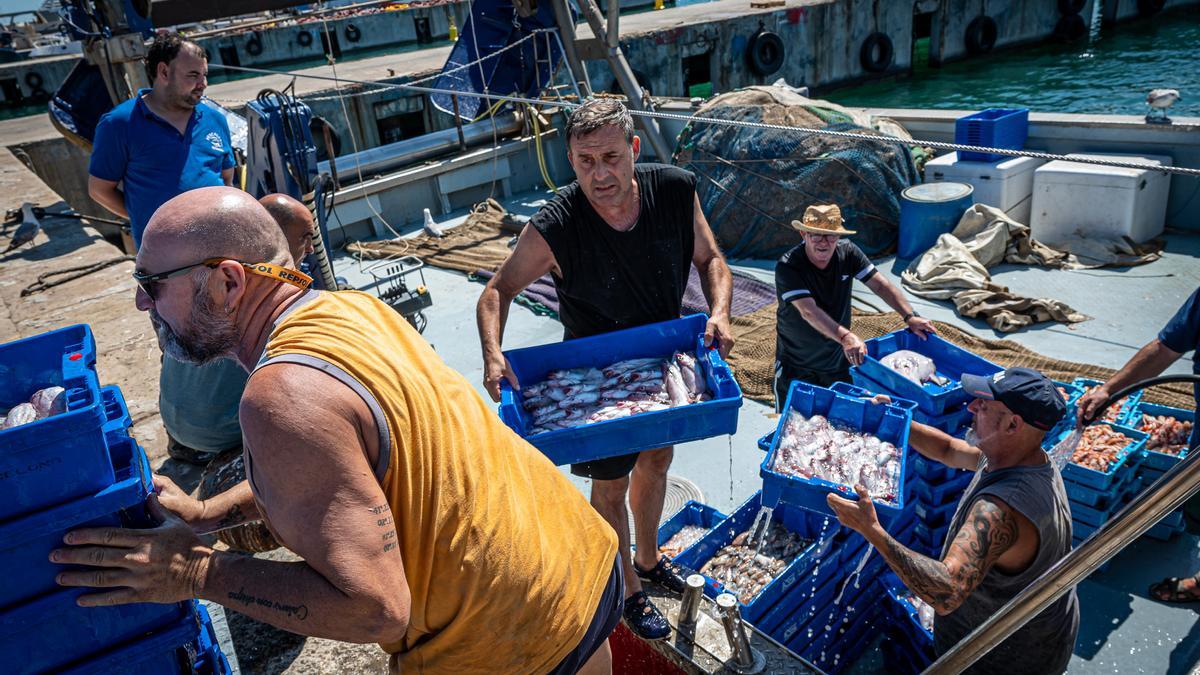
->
xmin=477 ymin=99 xmax=734 ymax=640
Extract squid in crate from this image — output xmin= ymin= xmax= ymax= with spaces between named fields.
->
xmin=771 ymin=412 xmax=903 ymax=503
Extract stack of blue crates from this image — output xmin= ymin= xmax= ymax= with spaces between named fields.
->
xmin=878 ymin=571 xmax=936 ymax=674
xmin=0 ymin=325 xmax=230 ymax=673
xmin=1117 ymin=400 xmax=1193 ymax=542
xmin=1055 ymin=418 xmax=1148 ymax=552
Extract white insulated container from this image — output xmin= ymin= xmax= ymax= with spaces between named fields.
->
xmin=1030 ymin=152 xmax=1173 ymax=246
xmin=925 ymin=152 xmax=1045 ymax=225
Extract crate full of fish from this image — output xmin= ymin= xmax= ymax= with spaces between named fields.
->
xmin=657 ymin=500 xmax=726 ymax=561
xmin=850 ymin=368 xmax=974 ymax=433
xmin=1062 ymin=455 xmax=1142 ymax=508
xmin=757 ymin=382 xmax=917 ymax=452
xmin=0 ymin=325 xmax=118 ymax=521
xmin=497 ymin=315 xmax=742 ymax=465
xmin=673 ymin=491 xmax=838 ymax=630
xmin=1126 ymin=402 xmax=1194 ymax=471
xmin=1073 ymin=377 xmax=1142 ymax=426
xmin=858 ymin=330 xmax=1002 ymax=416
xmin=761 ymin=381 xmax=913 ymax=521
xmin=1059 ymin=421 xmax=1147 ymax=491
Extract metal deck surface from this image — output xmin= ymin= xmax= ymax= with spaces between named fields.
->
xmin=334 ymin=189 xmax=1200 ymax=674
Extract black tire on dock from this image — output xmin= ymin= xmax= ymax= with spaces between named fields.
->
xmin=297 ymin=30 xmax=313 ymax=47
xmin=859 ymin=32 xmax=894 ymax=73
xmin=747 ymin=30 xmax=785 ymax=77
xmin=964 ymin=16 xmax=998 ymax=55
xmin=345 ymin=23 xmax=362 ymax=43
xmin=1137 ymin=0 xmax=1166 ymax=16
xmin=246 ymin=32 xmax=263 ymax=56
xmin=1057 ymin=0 xmax=1085 ymax=14
xmin=198 ymin=448 xmax=282 ymax=554
xmin=1053 ymin=14 xmax=1087 ymax=42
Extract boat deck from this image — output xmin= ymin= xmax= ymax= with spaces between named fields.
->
xmin=332 ymin=187 xmax=1200 ymax=673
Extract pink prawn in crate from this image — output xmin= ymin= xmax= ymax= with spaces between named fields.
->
xmin=771 ymin=412 xmax=903 ymax=503
xmin=521 ymin=351 xmax=711 ymax=434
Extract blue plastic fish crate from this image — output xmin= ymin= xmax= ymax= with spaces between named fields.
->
xmin=882 ymin=636 xmax=934 ymax=675
xmin=786 ymin=552 xmax=885 ymax=657
xmin=771 ymin=565 xmax=843 ymax=646
xmin=955 ymin=108 xmax=1029 ymax=162
xmin=1063 ymin=459 xmax=1141 ymax=508
xmin=673 ymin=491 xmax=838 ymax=631
xmin=1072 ymin=377 xmax=1142 ymax=427
xmin=761 ymin=381 xmax=913 ymax=522
xmin=757 ymin=381 xmax=917 ymax=452
xmin=497 ymin=314 xmax=742 ymax=465
xmin=804 ymin=599 xmax=883 ymax=675
xmin=0 ymin=325 xmax=115 ymax=522
xmin=1125 ymin=402 xmax=1193 ymax=472
xmin=850 ymin=368 xmax=973 ymax=433
xmin=0 ymin=388 xmax=146 ymax=611
xmin=914 ymin=521 xmax=951 ymax=552
xmin=858 ymin=331 xmax=1002 ymax=416
xmin=880 ymin=572 xmax=934 ymax=645
xmin=657 ymin=500 xmax=726 ymax=560
xmin=1059 ymin=421 xmax=1147 ymax=491
xmin=914 ymin=497 xmax=958 ymax=529
xmin=909 ymin=454 xmax=969 ymax=484
xmin=59 ymin=602 xmax=231 ymax=675
xmin=911 ymin=470 xmax=973 ymax=507
xmin=1069 ymin=479 xmax=1139 ymax=529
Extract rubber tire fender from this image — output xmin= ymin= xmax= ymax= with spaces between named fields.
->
xmin=297 ymin=30 xmax=313 ymax=47
xmin=859 ymin=32 xmax=894 ymax=73
xmin=747 ymin=30 xmax=785 ymax=77
xmin=964 ymin=16 xmax=998 ymax=55
xmin=345 ymin=23 xmax=362 ymax=43
xmin=246 ymin=32 xmax=264 ymax=56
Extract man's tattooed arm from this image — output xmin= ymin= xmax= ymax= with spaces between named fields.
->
xmin=872 ymin=496 xmax=1019 ymax=615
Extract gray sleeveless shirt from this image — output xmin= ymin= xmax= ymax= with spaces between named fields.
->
xmin=933 ymin=457 xmax=1080 ymax=674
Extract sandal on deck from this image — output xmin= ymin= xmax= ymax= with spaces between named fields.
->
xmin=623 ymin=591 xmax=671 ymax=640
xmin=1149 ymin=576 xmax=1200 ymax=603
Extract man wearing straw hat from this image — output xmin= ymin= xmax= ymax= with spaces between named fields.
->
xmin=773 ymin=204 xmax=936 ymax=410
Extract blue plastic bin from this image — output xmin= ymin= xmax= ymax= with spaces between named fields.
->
xmin=756 ymin=381 xmax=918 ymax=452
xmin=0 ymin=325 xmax=114 ymax=522
xmin=858 ymin=331 xmax=1002 ymax=416
xmin=849 ymin=368 xmax=973 ymax=433
xmin=1069 ymin=479 xmax=1140 ymax=529
xmin=881 ymin=572 xmax=934 ymax=643
xmin=674 ymin=491 xmax=838 ymax=629
xmin=1063 ymin=459 xmax=1141 ymax=508
xmin=657 ymin=500 xmax=726 ymax=561
xmin=59 ymin=602 xmax=212 ymax=674
xmin=1125 ymin=402 xmax=1193 ymax=472
xmin=1059 ymin=422 xmax=1146 ymax=491
xmin=786 ymin=552 xmax=885 ymax=657
xmin=771 ymin=565 xmax=842 ymax=645
xmin=0 ymin=389 xmax=147 ymax=611
xmin=914 ymin=497 xmax=959 ymax=528
xmin=0 ymin=585 xmax=193 ymax=674
xmin=760 ymin=381 xmax=912 ymax=522
xmin=497 ymin=314 xmax=742 ymax=465
xmin=912 ymin=470 xmax=973 ymax=506
xmin=1073 ymin=377 xmax=1143 ymax=427
xmin=909 ymin=454 xmax=970 ymax=484
xmin=955 ymin=108 xmax=1029 ymax=162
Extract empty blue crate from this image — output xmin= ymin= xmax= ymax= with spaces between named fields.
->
xmin=912 ymin=470 xmax=973 ymax=506
xmin=60 ymin=602 xmax=232 ymax=675
xmin=497 ymin=314 xmax=742 ymax=465
xmin=1060 ymin=421 xmax=1147 ymax=492
xmin=914 ymin=497 xmax=958 ymax=528
xmin=1069 ymin=479 xmax=1139 ymax=529
xmin=1124 ymin=402 xmax=1193 ymax=472
xmin=674 ymin=491 xmax=838 ymax=633
xmin=756 ymin=381 xmax=917 ymax=452
xmin=657 ymin=500 xmax=725 ymax=560
xmin=0 ymin=325 xmax=117 ymax=521
xmin=850 ymin=368 xmax=973 ymax=433
xmin=761 ymin=381 xmax=913 ymax=522
xmin=955 ymin=108 xmax=1029 ymax=162
xmin=858 ymin=330 xmax=1002 ymax=416
xmin=1073 ymin=377 xmax=1142 ymax=426
xmin=0 ymin=387 xmax=147 ymax=611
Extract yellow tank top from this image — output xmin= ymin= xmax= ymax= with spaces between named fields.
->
xmin=259 ymin=290 xmax=617 ymax=673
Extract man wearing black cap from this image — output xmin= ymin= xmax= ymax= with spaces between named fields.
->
xmin=829 ymin=367 xmax=1079 ymax=675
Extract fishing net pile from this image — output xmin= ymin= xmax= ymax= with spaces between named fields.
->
xmin=673 ymin=85 xmax=921 ymax=258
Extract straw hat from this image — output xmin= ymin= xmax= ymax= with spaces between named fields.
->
xmin=792 ymin=204 xmax=856 ymax=236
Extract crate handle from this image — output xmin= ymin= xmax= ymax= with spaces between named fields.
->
xmin=99 ymin=385 xmax=132 ymax=436
xmin=498 ymin=380 xmax=529 ymax=435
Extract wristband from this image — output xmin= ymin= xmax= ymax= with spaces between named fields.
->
xmin=902 ymin=311 xmax=919 ymax=322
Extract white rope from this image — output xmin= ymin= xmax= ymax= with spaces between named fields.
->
xmin=207 ymin=61 xmax=1200 ymax=179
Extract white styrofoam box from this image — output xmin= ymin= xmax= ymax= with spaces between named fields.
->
xmin=925 ymin=152 xmax=1045 ymax=225
xmin=1030 ymin=153 xmax=1173 ymax=245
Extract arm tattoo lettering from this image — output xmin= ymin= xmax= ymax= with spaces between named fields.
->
xmin=373 ymin=503 xmax=399 ymax=553
xmin=227 ymin=587 xmax=309 ymax=620
xmin=879 ymin=497 xmax=1019 ymax=615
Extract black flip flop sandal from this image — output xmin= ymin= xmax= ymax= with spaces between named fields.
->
xmin=623 ymin=591 xmax=671 ymax=640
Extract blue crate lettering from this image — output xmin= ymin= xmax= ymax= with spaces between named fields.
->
xmin=955 ymin=108 xmax=1029 ymax=162
xmin=497 ymin=315 xmax=742 ymax=465
xmin=760 ymin=381 xmax=913 ymax=522
xmin=1125 ymin=402 xmax=1193 ymax=472
xmin=657 ymin=500 xmax=726 ymax=561
xmin=674 ymin=492 xmax=838 ymax=629
xmin=857 ymin=331 xmax=1002 ymax=416
xmin=0 ymin=324 xmax=114 ymax=522
xmin=1059 ymin=422 xmax=1147 ymax=491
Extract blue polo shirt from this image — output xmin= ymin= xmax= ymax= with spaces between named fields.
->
xmin=89 ymin=89 xmax=235 ymax=247
xmin=1158 ymin=286 xmax=1200 ymax=449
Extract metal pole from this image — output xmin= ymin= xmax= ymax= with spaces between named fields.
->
xmin=926 ymin=431 xmax=1200 ymax=673
xmin=679 ymin=574 xmax=705 ymax=629
xmin=574 ymin=0 xmax=673 ymax=160
xmin=716 ymin=593 xmax=755 ymax=670
xmin=451 ymin=95 xmax=468 ymax=150
xmin=606 ymin=0 xmax=619 ymax=49
xmin=549 ymin=0 xmax=593 ymax=98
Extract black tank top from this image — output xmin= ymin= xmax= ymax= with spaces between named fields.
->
xmin=531 ymin=163 xmax=697 ymax=339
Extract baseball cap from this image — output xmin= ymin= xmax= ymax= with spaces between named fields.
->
xmin=960 ymin=368 xmax=1067 ymax=431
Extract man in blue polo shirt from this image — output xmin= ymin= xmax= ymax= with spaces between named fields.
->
xmin=89 ymin=32 xmax=245 ymax=465
xmin=1078 ymin=285 xmax=1199 ymax=601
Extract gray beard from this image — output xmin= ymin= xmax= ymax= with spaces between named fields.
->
xmin=151 ymin=282 xmax=239 ymax=364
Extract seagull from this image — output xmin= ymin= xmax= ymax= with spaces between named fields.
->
xmin=3 ymin=203 xmax=41 ymax=254
xmin=1146 ymin=88 xmax=1181 ymax=124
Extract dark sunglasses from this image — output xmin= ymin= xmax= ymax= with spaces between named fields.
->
xmin=133 ymin=257 xmax=312 ymax=301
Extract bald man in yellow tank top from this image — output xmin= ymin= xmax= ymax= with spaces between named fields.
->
xmin=51 ymin=187 xmax=622 ymax=674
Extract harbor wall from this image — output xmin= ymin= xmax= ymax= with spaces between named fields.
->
xmin=1103 ymin=0 xmax=1197 ymax=23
